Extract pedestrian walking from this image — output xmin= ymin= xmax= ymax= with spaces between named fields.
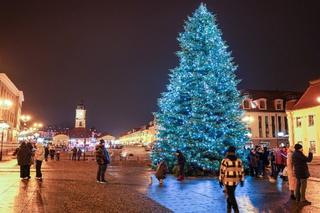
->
xmin=56 ymin=149 xmax=60 ymax=161
xmin=175 ymin=150 xmax=186 ymax=181
xmin=72 ymin=147 xmax=77 ymax=160
xmin=49 ymin=146 xmax=55 ymax=160
xmin=26 ymin=142 xmax=35 ymax=178
xmin=219 ymin=146 xmax=244 ymax=213
xmin=292 ymin=144 xmax=313 ymax=205
xmin=287 ymin=146 xmax=296 ymax=200
xmin=95 ymin=140 xmax=110 ymax=183
xmin=35 ymin=143 xmax=45 ymax=180
xmin=77 ymin=148 xmax=82 ymax=161
xmin=155 ymin=160 xmax=168 ymax=186
xmin=44 ymin=146 xmax=49 ymax=161
xmin=17 ymin=141 xmax=32 ymax=180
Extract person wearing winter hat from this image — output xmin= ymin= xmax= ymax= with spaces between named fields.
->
xmin=292 ymin=143 xmax=313 ymax=205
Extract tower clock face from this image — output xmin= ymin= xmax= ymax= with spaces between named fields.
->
xmin=76 ymin=110 xmax=85 ymax=119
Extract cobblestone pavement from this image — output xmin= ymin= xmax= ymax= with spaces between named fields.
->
xmin=0 ymin=157 xmax=170 ymax=213
xmin=1 ymin=155 xmax=320 ymax=213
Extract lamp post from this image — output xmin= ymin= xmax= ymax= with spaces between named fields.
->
xmin=20 ymin=115 xmax=32 ymax=130
xmin=0 ymin=122 xmax=10 ymax=161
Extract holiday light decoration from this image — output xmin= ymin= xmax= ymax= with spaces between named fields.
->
xmin=151 ymin=4 xmax=248 ymax=173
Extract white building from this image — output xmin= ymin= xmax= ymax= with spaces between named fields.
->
xmin=0 ymin=74 xmax=24 ymax=151
xmin=286 ymin=79 xmax=320 ymax=156
xmin=241 ymin=90 xmax=301 ymax=148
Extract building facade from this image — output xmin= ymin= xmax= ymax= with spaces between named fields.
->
xmin=117 ymin=121 xmax=156 ymax=146
xmin=0 ymin=73 xmax=24 ymax=149
xmin=69 ymin=102 xmax=96 ymax=150
xmin=241 ymin=90 xmax=301 ymax=148
xmin=286 ymin=79 xmax=320 ymax=156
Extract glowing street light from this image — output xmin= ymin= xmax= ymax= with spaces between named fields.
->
xmin=33 ymin=122 xmax=43 ymax=129
xmin=317 ymin=96 xmax=320 ymax=103
xmin=20 ymin=115 xmax=32 ymax=123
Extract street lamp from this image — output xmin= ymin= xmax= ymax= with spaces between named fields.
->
xmin=0 ymin=121 xmax=10 ymax=161
xmin=33 ymin=122 xmax=43 ymax=129
xmin=20 ymin=115 xmax=32 ymax=129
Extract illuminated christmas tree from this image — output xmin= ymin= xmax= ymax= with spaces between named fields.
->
xmin=151 ymin=4 xmax=248 ymax=173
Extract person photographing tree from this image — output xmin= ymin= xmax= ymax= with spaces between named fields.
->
xmin=292 ymin=143 xmax=313 ymax=205
xmin=219 ymin=146 xmax=244 ymax=213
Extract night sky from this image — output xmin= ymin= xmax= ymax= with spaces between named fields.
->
xmin=0 ymin=1 xmax=319 ymax=135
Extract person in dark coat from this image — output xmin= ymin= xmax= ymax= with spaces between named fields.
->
xmin=44 ymin=146 xmax=49 ymax=161
xmin=17 ymin=141 xmax=32 ymax=180
xmin=95 ymin=140 xmax=110 ymax=183
xmin=292 ymin=143 xmax=313 ymax=205
xmin=77 ymin=148 xmax=82 ymax=161
xmin=248 ymin=149 xmax=258 ymax=177
xmin=155 ymin=160 xmax=168 ymax=185
xmin=71 ymin=147 xmax=77 ymax=160
xmin=175 ymin=150 xmax=186 ymax=181
xmin=26 ymin=142 xmax=35 ymax=178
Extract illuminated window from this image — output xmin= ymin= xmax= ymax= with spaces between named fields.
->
xmin=243 ymin=99 xmax=250 ymax=109
xmin=310 ymin=141 xmax=316 ymax=154
xmin=296 ymin=117 xmax=302 ymax=127
xmin=259 ymin=99 xmax=267 ymax=110
xmin=258 ymin=116 xmax=262 ymax=137
xmin=308 ymin=115 xmax=315 ymax=126
xmin=275 ymin=99 xmax=283 ymax=110
xmin=265 ymin=116 xmax=269 ymax=137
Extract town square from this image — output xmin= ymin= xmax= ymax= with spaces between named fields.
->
xmin=0 ymin=1 xmax=320 ymax=213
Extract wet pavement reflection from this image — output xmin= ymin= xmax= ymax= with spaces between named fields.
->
xmin=1 ymin=157 xmax=320 ymax=213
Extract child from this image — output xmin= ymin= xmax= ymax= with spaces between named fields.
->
xmin=155 ymin=161 xmax=168 ymax=185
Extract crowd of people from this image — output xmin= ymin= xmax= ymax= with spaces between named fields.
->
xmin=247 ymin=145 xmax=288 ymax=181
xmin=13 ymin=139 xmax=314 ymax=212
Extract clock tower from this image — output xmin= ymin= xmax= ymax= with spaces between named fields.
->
xmin=75 ymin=102 xmax=86 ymax=128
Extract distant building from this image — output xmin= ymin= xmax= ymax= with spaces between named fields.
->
xmin=97 ymin=133 xmax=115 ymax=144
xmin=118 ymin=120 xmax=156 ymax=146
xmin=69 ymin=102 xmax=95 ymax=149
xmin=286 ymin=79 xmax=320 ymax=156
xmin=0 ymin=73 xmax=24 ymax=149
xmin=241 ymin=90 xmax=302 ymax=148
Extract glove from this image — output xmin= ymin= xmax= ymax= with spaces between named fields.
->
xmin=240 ymin=181 xmax=244 ymax=187
xmin=219 ymin=181 xmax=223 ymax=188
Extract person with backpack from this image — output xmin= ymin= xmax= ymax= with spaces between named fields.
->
xmin=219 ymin=146 xmax=244 ymax=213
xmin=95 ymin=140 xmax=110 ymax=183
